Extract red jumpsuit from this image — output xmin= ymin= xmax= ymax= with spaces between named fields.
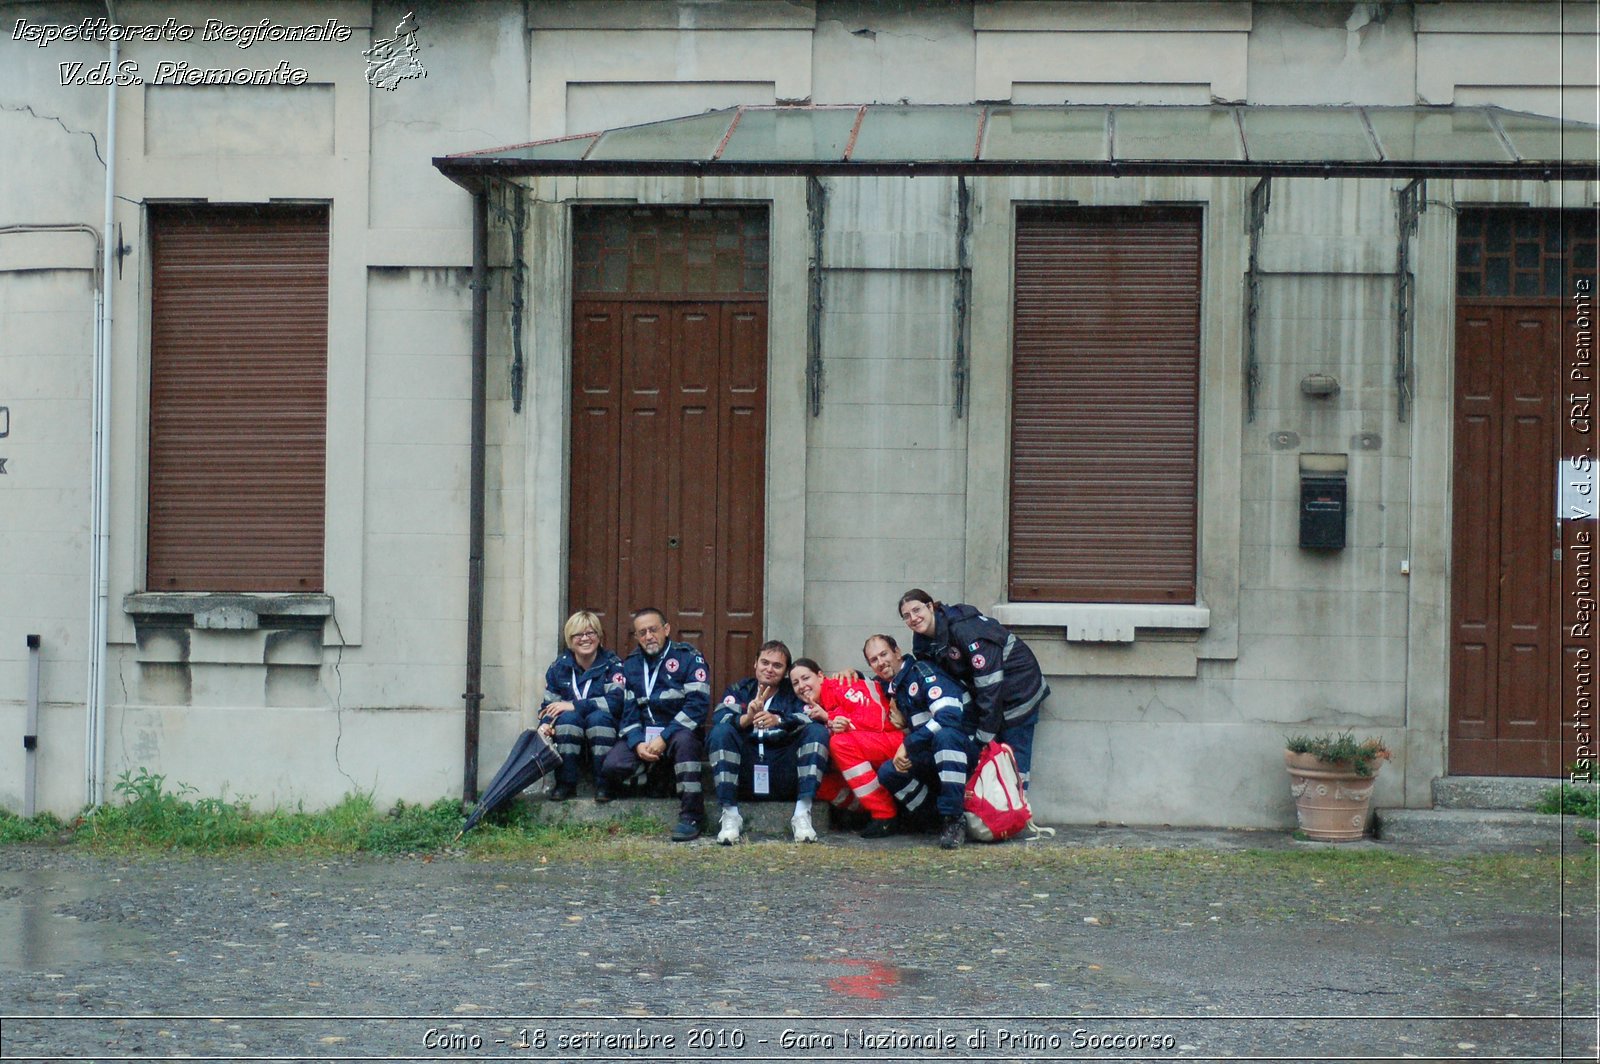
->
xmin=812 ymin=677 xmax=905 ymax=821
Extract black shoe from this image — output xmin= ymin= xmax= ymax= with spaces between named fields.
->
xmin=859 ymin=818 xmax=897 ymax=840
xmin=548 ymin=781 xmax=577 ymax=802
xmin=938 ymin=815 xmax=966 ymax=850
xmin=593 ymin=782 xmax=614 ymax=804
xmin=670 ymin=816 xmax=703 ymax=842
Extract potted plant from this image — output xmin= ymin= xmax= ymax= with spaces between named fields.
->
xmin=1284 ymin=731 xmax=1392 ymax=842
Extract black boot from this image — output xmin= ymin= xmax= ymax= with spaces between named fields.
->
xmin=938 ymin=815 xmax=966 ymax=850
xmin=859 ymin=817 xmax=898 ymax=840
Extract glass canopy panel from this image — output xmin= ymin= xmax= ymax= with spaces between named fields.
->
xmin=1241 ymin=108 xmax=1378 ymax=162
xmin=1494 ymin=109 xmax=1598 ymax=163
xmin=717 ymin=107 xmax=861 ymax=162
xmin=1366 ymin=108 xmax=1511 ymax=162
xmin=849 ymin=106 xmax=982 ymax=161
xmin=477 ymin=135 xmax=600 ymax=162
xmin=1114 ymin=107 xmax=1242 ymax=161
xmin=585 ymin=110 xmax=735 ymax=162
xmin=981 ymin=107 xmax=1109 ymax=161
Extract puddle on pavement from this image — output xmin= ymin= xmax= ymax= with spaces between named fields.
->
xmin=0 ymin=869 xmax=155 ymax=971
xmin=824 ymin=958 xmax=921 ymax=999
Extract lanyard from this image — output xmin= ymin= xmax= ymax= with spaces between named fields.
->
xmin=642 ymin=652 xmax=667 ymax=702
xmin=571 ymin=668 xmax=592 ymax=702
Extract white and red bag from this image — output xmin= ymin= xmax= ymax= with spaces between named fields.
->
xmin=962 ymin=741 xmax=1034 ymax=842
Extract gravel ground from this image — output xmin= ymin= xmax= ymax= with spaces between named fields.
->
xmin=0 ymin=830 xmax=1595 ymax=1063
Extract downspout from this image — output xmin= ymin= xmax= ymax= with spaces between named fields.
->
xmin=86 ymin=2 xmax=119 ymax=808
xmin=462 ymin=186 xmax=488 ymax=805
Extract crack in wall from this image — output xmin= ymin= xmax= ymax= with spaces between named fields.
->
xmin=0 ymin=100 xmax=105 ymax=166
xmin=326 ymin=612 xmax=358 ymax=793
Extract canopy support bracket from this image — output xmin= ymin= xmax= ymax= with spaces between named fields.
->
xmin=806 ymin=175 xmax=828 ymax=417
xmin=1245 ymin=176 xmax=1271 ymax=423
xmin=954 ymin=176 xmax=973 ymax=419
xmin=1395 ymin=178 xmax=1424 ymax=424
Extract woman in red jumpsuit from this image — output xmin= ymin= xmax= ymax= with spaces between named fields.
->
xmin=789 ymin=642 xmax=907 ymax=838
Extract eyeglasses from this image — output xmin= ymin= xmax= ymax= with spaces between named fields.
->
xmin=572 ymin=630 xmax=600 ymax=641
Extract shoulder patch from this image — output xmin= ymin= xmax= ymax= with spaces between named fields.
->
xmin=612 ymin=672 xmax=624 ymax=685
xmin=928 ymin=685 xmax=943 ymax=700
xmin=971 ymin=653 xmax=987 ymax=670
xmin=908 ymin=681 xmax=920 ymax=698
xmin=694 ymin=667 xmax=706 ymax=682
xmin=723 ymin=694 xmax=737 ymax=705
xmin=946 ymin=647 xmax=961 ymax=660
xmin=665 ymin=657 xmax=680 ymax=674
xmin=969 ymin=641 xmax=981 ymax=652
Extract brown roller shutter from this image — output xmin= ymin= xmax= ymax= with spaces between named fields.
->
xmin=1010 ymin=207 xmax=1201 ymax=603
xmin=147 ymin=205 xmax=329 ymax=592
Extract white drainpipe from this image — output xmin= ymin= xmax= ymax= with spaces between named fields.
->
xmin=85 ymin=4 xmax=118 ymax=807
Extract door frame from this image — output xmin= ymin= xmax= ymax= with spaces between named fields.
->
xmin=519 ymin=180 xmax=810 ymax=714
xmin=1439 ymin=197 xmax=1598 ymax=779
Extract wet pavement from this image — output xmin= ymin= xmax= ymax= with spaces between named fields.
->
xmin=0 ymin=827 xmax=1595 ymax=1063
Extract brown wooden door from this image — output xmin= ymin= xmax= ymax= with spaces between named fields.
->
xmin=568 ymin=299 xmax=766 ymax=695
xmin=1451 ymin=303 xmax=1563 ymax=775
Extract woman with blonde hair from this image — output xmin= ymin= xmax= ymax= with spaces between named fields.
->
xmin=539 ymin=610 xmax=626 ymax=801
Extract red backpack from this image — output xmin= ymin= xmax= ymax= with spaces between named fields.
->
xmin=963 ymin=741 xmax=1035 ymax=842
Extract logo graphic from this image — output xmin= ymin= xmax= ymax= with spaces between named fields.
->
xmin=694 ymin=668 xmax=706 ymax=682
xmin=364 ymin=11 xmax=424 ymax=90
xmin=971 ymin=654 xmax=986 ymax=670
xmin=929 ymin=686 xmax=942 ymax=699
xmin=908 ymin=682 xmax=919 ymax=698
xmin=665 ymin=658 xmax=680 ymax=674
xmin=612 ymin=673 xmax=624 ymax=685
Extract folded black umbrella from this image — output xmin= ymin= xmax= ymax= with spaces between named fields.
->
xmin=456 ymin=728 xmax=563 ymax=838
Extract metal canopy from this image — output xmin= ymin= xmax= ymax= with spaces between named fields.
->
xmin=435 ymin=104 xmax=1599 ymax=187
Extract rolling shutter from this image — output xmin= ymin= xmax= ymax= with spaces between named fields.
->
xmin=147 ymin=205 xmax=328 ymax=592
xmin=1010 ymin=207 xmax=1201 ymax=603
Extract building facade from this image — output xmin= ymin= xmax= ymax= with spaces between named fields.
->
xmin=1 ymin=0 xmax=1595 ymax=828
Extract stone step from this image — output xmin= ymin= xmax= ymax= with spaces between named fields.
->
xmin=1374 ymin=807 xmax=1594 ymax=851
xmin=1431 ymin=776 xmax=1566 ymax=811
xmin=507 ymin=786 xmax=852 ymax=841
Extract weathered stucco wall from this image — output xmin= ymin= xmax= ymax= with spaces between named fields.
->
xmin=0 ymin=0 xmax=1593 ymax=820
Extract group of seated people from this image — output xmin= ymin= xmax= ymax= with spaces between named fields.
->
xmin=534 ymin=589 xmax=1049 ymax=850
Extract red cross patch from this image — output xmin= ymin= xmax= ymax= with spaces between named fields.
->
xmin=665 ymin=658 xmax=680 ymax=674
xmin=971 ymin=654 xmax=987 ymax=670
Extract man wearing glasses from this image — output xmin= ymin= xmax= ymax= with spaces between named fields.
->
xmin=602 ymin=607 xmax=711 ymax=841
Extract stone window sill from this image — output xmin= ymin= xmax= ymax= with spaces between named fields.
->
xmin=123 ymin=592 xmax=333 ymax=631
xmin=987 ymin=602 xmax=1210 ymax=643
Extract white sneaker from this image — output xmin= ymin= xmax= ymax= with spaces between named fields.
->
xmin=790 ymin=810 xmax=818 ymax=843
xmin=716 ymin=807 xmax=743 ymax=845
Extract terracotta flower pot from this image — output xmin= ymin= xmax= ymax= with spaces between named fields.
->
xmin=1284 ymin=750 xmax=1381 ymax=841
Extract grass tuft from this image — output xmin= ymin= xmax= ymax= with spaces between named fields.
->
xmin=1535 ymin=782 xmax=1599 ymax=819
xmin=3 ymin=769 xmax=661 ymax=857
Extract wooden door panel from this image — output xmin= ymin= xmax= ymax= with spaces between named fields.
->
xmin=1451 ymin=297 xmax=1563 ymax=775
xmin=1451 ymin=310 xmax=1501 ymax=745
xmin=570 ymin=304 xmax=624 ymax=641
xmin=671 ymin=304 xmax=720 ymax=650
xmin=621 ymin=305 xmax=672 ymax=620
xmin=717 ymin=303 xmax=768 ymax=687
